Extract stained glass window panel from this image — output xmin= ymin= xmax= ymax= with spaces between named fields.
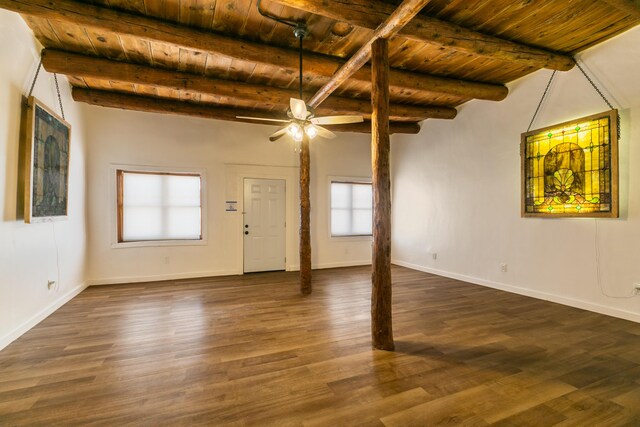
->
xmin=521 ymin=110 xmax=618 ymax=218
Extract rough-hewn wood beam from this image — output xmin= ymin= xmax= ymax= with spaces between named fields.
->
xmin=0 ymin=0 xmax=507 ymax=102
xmin=371 ymin=38 xmax=394 ymax=351
xmin=308 ymin=0 xmax=433 ymax=108
xmin=299 ymin=135 xmax=312 ymax=295
xmin=273 ymin=0 xmax=575 ymax=71
xmin=601 ymin=0 xmax=640 ymax=18
xmin=42 ymin=49 xmax=456 ymax=121
xmin=71 ymin=88 xmax=421 ymax=134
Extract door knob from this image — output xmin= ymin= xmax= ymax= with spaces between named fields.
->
xmin=244 ymin=231 xmax=249 ymax=235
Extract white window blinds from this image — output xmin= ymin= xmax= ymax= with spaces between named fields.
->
xmin=330 ymin=181 xmax=372 ymax=237
xmin=120 ymin=171 xmax=202 ymax=242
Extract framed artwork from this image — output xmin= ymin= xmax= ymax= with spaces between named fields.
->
xmin=23 ymin=96 xmax=71 ymax=223
xmin=521 ymin=110 xmax=618 ymax=218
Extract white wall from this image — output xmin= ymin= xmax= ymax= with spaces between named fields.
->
xmin=0 ymin=11 xmax=88 ymax=349
xmin=84 ymin=106 xmax=373 ymax=284
xmin=392 ymin=26 xmax=640 ymax=322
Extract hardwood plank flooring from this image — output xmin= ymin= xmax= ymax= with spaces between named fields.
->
xmin=1 ymin=266 xmax=639 ymax=425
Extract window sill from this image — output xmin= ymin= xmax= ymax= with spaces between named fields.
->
xmin=330 ymin=235 xmax=373 ymax=242
xmin=111 ymin=239 xmax=207 ymax=249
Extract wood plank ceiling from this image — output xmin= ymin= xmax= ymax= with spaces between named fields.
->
xmin=5 ymin=0 xmax=640 ymax=133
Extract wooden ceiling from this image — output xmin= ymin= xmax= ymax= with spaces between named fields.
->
xmin=3 ymin=0 xmax=639 ymax=133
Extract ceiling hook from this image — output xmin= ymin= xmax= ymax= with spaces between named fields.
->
xmin=293 ymin=23 xmax=308 ymax=40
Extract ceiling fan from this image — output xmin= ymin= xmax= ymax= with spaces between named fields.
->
xmin=236 ymin=23 xmax=363 ymax=143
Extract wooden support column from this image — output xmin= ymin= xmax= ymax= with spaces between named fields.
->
xmin=299 ymin=135 xmax=312 ymax=295
xmin=371 ymin=38 xmax=394 ymax=351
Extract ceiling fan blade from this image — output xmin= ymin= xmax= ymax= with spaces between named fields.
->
xmin=269 ymin=127 xmax=289 ymax=142
xmin=313 ymin=125 xmax=336 ymax=140
xmin=311 ymin=115 xmax=364 ymax=125
xmin=236 ymin=116 xmax=289 ymax=123
xmin=290 ymin=98 xmax=309 ymax=120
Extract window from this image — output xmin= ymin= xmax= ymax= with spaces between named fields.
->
xmin=330 ymin=181 xmax=372 ymax=237
xmin=117 ymin=170 xmax=202 ymax=242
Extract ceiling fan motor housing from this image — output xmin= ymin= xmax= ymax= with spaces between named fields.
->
xmin=287 ymin=105 xmax=314 ymax=120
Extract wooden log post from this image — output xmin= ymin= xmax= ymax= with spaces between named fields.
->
xmin=299 ymin=135 xmax=312 ymax=295
xmin=371 ymin=38 xmax=394 ymax=351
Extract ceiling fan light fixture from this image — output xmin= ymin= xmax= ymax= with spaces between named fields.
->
xmin=288 ymin=122 xmax=304 ymax=142
xmin=305 ymin=124 xmax=318 ymax=139
xmin=238 ymin=23 xmax=362 ymax=144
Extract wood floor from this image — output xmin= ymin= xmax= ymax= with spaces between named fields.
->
xmin=1 ymin=266 xmax=639 ymax=426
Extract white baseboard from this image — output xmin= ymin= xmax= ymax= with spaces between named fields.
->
xmin=0 ymin=281 xmax=89 ymax=352
xmin=392 ymin=259 xmax=640 ymax=324
xmin=87 ymin=269 xmax=241 ymax=286
xmin=316 ymin=260 xmax=371 ymax=269
xmin=287 ymin=260 xmax=371 ymax=271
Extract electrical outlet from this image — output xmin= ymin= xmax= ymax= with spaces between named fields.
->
xmin=47 ymin=280 xmax=56 ymax=290
xmin=432 ymin=253 xmax=438 ymax=260
xmin=500 ymin=263 xmax=508 ymax=273
xmin=164 ymin=256 xmax=170 ymax=264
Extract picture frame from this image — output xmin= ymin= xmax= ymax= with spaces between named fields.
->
xmin=23 ymin=96 xmax=71 ymax=223
xmin=521 ymin=109 xmax=618 ymax=218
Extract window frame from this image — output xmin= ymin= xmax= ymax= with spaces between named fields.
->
xmin=113 ymin=166 xmax=207 ymax=248
xmin=328 ymin=177 xmax=373 ymax=239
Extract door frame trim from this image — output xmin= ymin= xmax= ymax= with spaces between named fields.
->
xmin=224 ymin=164 xmax=299 ymax=275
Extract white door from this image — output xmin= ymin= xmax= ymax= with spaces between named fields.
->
xmin=243 ymin=178 xmax=286 ymax=273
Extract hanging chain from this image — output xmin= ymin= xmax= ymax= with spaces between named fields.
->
xmin=53 ymin=73 xmax=65 ymax=120
xmin=527 ymin=70 xmax=556 ymax=132
xmin=527 ymin=61 xmax=621 ymax=140
xmin=27 ymin=58 xmax=43 ymax=100
xmin=575 ymin=59 xmax=620 ymax=140
xmin=574 ymin=60 xmax=614 ymax=110
xmin=27 ymin=54 xmax=66 ymax=121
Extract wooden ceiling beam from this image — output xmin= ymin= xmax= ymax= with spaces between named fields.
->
xmin=308 ymin=0 xmax=432 ymax=108
xmin=41 ymin=49 xmax=456 ymax=121
xmin=600 ymin=0 xmax=640 ymax=18
xmin=0 ymin=0 xmax=507 ymax=102
xmin=71 ymin=89 xmax=422 ymax=135
xmin=273 ymin=0 xmax=575 ymax=71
